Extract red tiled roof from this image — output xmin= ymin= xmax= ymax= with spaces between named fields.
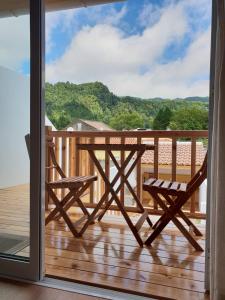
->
xmin=141 ymin=141 xmax=206 ymax=166
xmin=80 ymin=120 xmax=114 ymax=131
xmin=93 ymin=137 xmax=206 ymax=166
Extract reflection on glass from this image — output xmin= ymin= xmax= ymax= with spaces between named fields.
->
xmin=0 ymin=2 xmax=30 ymax=259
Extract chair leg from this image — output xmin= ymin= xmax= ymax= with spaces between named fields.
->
xmin=145 ymin=214 xmax=170 ymax=246
xmin=146 ymin=216 xmax=153 ymax=227
xmin=171 ymin=217 xmax=204 ymax=251
xmin=54 ymin=182 xmax=92 ymax=221
xmin=163 ymin=193 xmax=202 ymax=236
xmin=45 ymin=187 xmax=75 ymax=225
xmin=47 ymin=188 xmax=80 ymax=237
xmin=145 ymin=191 xmax=203 ymax=251
xmin=176 ymin=209 xmax=203 ymax=236
xmin=152 ymin=209 xmax=202 ymax=236
xmin=152 ymin=214 xmax=165 ymax=229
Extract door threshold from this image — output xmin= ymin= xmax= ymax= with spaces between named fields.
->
xmin=39 ymin=276 xmax=156 ymax=300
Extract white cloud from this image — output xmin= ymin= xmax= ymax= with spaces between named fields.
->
xmin=46 ymin=9 xmax=77 ymax=53
xmin=132 ymin=29 xmax=211 ymax=98
xmin=138 ymin=1 xmax=167 ymax=28
xmin=0 ymin=15 xmax=30 ymax=71
xmin=101 ymin=5 xmax=127 ymax=26
xmin=81 ymin=4 xmax=127 ymax=26
xmin=45 ymin=5 xmax=127 ymax=54
xmin=46 ymin=1 xmax=211 ymax=98
xmin=46 ymin=12 xmax=62 ymax=53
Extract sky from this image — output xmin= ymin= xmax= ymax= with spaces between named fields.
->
xmin=0 ymin=0 xmax=212 ymax=99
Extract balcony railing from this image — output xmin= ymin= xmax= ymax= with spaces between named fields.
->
xmin=45 ymin=127 xmax=208 ymax=219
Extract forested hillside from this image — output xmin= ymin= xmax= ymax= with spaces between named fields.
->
xmin=45 ymin=81 xmax=209 ymax=130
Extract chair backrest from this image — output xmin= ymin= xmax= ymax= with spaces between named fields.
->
xmin=25 ymin=134 xmax=30 ymax=159
xmin=46 ymin=137 xmax=66 ymax=179
xmin=187 ymin=151 xmax=207 ymax=195
xmin=25 ymin=134 xmax=66 ymax=180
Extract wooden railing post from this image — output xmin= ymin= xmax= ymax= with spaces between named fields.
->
xmin=172 ymin=137 xmax=177 ymax=181
xmin=45 ymin=126 xmax=52 ymax=210
xmin=136 ymin=137 xmax=142 ymax=205
xmin=61 ymin=136 xmax=66 ymax=198
xmin=153 ymin=137 xmax=159 ymax=210
xmin=120 ymin=137 xmax=125 ymax=205
xmin=105 ymin=137 xmax=110 ymax=203
xmin=75 ymin=137 xmax=80 ymax=176
xmin=54 ymin=137 xmax=59 ymax=181
xmin=89 ymin=137 xmax=95 ymax=203
xmin=69 ymin=137 xmax=75 ymax=177
xmin=191 ymin=137 xmax=197 ymax=213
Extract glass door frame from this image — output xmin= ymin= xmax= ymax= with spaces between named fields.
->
xmin=205 ymin=0 xmax=217 ymax=291
xmin=0 ymin=0 xmax=45 ymax=281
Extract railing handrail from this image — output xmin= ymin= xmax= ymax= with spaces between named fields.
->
xmin=48 ymin=130 xmax=208 ymax=138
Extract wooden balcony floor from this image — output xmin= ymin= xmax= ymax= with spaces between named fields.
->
xmin=0 ymin=185 xmax=208 ymax=300
xmin=44 ymin=208 xmax=208 ymax=300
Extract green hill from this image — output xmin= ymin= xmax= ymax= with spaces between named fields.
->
xmin=45 ymin=81 xmax=209 ymax=130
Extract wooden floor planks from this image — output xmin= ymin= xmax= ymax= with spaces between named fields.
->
xmin=0 ymin=185 xmax=209 ymax=300
xmin=45 ymin=213 xmax=208 ymax=299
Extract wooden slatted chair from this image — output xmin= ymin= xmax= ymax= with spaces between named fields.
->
xmin=143 ymin=153 xmax=207 ymax=251
xmin=25 ymin=134 xmax=97 ymax=237
xmin=45 ymin=137 xmax=98 ymax=237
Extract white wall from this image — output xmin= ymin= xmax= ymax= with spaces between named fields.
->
xmin=0 ymin=66 xmax=30 ymax=188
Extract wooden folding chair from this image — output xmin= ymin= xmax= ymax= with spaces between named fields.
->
xmin=45 ymin=138 xmax=98 ymax=237
xmin=143 ymin=153 xmax=207 ymax=251
xmin=25 ymin=134 xmax=97 ymax=237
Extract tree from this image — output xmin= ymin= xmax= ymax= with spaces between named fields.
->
xmin=152 ymin=107 xmax=173 ymax=130
xmin=109 ymin=103 xmax=144 ymax=130
xmin=51 ymin=110 xmax=71 ymax=130
xmin=169 ymin=106 xmax=208 ymax=130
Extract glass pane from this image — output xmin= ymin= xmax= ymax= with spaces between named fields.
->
xmin=0 ymin=2 xmax=30 ymax=259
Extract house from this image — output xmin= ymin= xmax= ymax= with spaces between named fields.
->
xmin=45 ymin=116 xmax=56 ymax=131
xmin=66 ymin=119 xmax=114 ymax=131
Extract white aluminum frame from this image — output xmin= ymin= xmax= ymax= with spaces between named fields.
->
xmin=0 ymin=0 xmax=45 ymax=281
xmin=205 ymin=0 xmax=217 ymax=291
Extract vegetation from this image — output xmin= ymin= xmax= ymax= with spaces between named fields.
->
xmin=45 ymin=81 xmax=209 ymax=130
xmin=109 ymin=103 xmax=145 ymax=130
xmin=169 ymin=105 xmax=208 ymax=130
xmin=152 ymin=107 xmax=173 ymax=130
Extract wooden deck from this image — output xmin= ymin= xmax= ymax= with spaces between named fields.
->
xmin=0 ymin=185 xmax=30 ymax=258
xmin=0 ymin=185 xmax=209 ymax=299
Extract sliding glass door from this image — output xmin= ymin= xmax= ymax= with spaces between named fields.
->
xmin=0 ymin=0 xmax=44 ymax=280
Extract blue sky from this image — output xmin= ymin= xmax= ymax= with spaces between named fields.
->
xmin=1 ymin=0 xmax=211 ymax=99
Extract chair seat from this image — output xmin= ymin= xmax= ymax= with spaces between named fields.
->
xmin=48 ymin=175 xmax=97 ymax=189
xmin=143 ymin=178 xmax=187 ymax=194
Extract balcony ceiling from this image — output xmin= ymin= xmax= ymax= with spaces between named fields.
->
xmin=0 ymin=0 xmax=123 ymax=18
